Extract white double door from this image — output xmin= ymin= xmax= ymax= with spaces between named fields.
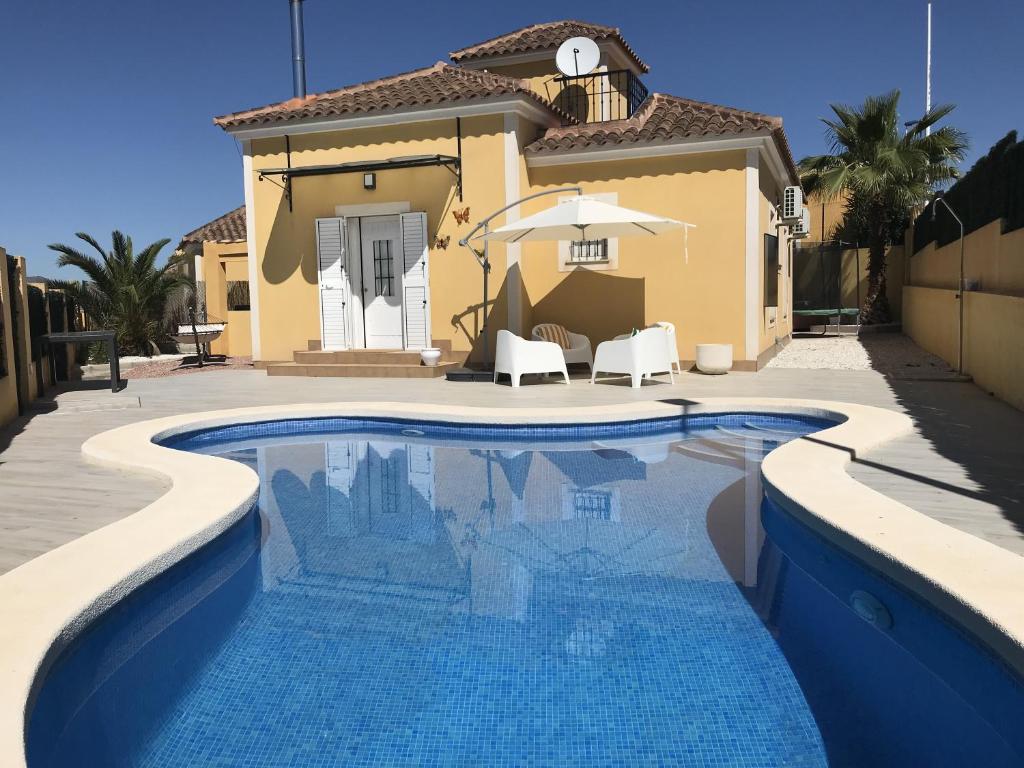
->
xmin=353 ymin=215 xmax=404 ymax=349
xmin=316 ymin=212 xmax=430 ymax=351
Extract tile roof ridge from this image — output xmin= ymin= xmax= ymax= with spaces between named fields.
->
xmin=534 ymin=93 xmax=657 ymax=140
xmin=316 ymin=61 xmax=450 ymax=98
xmin=654 ymin=93 xmax=783 ymax=126
xmin=523 ymin=90 xmax=798 ymax=184
xmin=213 ymin=60 xmax=570 ymax=129
xmin=444 ymin=63 xmax=531 ymax=89
xmin=449 ymin=19 xmax=618 ymax=59
xmin=449 ymin=19 xmax=648 ymax=73
xmin=213 ymin=62 xmax=451 ymax=125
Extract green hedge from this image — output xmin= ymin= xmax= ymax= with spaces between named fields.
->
xmin=27 ymin=285 xmax=47 ymax=362
xmin=913 ymin=130 xmax=1024 ymax=253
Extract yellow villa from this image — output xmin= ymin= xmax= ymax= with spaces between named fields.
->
xmin=212 ymin=20 xmax=800 ymax=375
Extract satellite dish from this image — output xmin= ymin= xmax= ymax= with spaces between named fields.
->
xmin=555 ymin=37 xmax=601 ymax=77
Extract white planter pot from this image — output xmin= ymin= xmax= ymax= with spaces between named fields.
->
xmin=420 ymin=348 xmax=442 ymax=367
xmin=695 ymin=343 xmax=733 ymax=375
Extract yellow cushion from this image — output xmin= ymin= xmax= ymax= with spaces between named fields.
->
xmin=535 ymin=324 xmax=571 ymax=349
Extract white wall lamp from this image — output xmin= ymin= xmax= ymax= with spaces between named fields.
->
xmin=363 ymin=172 xmax=376 ymax=191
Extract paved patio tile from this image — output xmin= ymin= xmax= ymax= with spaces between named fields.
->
xmin=1 ymin=366 xmax=1022 ymax=575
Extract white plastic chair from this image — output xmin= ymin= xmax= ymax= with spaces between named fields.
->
xmin=531 ymin=324 xmax=593 ymax=371
xmin=651 ymin=321 xmax=682 ymax=374
xmin=494 ymin=330 xmax=570 ymax=388
xmin=591 ymin=327 xmax=674 ymax=389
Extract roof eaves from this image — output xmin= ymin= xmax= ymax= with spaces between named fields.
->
xmin=770 ymin=126 xmax=800 ymax=186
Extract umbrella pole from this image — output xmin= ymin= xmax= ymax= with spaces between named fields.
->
xmin=481 ymin=222 xmax=490 ymax=368
xmin=457 ymin=186 xmax=583 ymax=371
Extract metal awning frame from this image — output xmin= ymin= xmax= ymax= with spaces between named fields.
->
xmin=258 ymin=153 xmax=462 ymax=211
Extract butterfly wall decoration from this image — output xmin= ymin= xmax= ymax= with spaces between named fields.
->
xmin=452 ymin=207 xmax=471 ymax=225
xmin=433 ymin=235 xmax=451 ymax=250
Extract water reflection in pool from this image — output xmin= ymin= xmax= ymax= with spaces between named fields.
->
xmin=27 ymin=416 xmax=1024 ymax=767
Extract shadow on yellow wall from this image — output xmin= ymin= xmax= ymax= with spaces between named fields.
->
xmin=447 ymin=266 xmax=646 ymax=364
xmin=526 ymin=268 xmax=646 ymax=346
xmin=449 ymin=270 xmax=510 ymax=366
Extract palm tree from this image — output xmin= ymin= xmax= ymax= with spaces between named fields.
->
xmin=48 ymin=231 xmax=188 ymax=355
xmin=798 ymin=90 xmax=967 ymax=323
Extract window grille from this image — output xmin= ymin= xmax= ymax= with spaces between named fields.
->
xmin=372 ymin=240 xmax=395 ymax=297
xmin=568 ymin=239 xmax=609 ymax=264
xmin=380 ymin=455 xmax=401 ymax=514
xmin=572 ymin=489 xmax=614 ymax=521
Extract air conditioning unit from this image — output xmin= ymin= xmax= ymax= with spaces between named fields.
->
xmin=782 ymin=186 xmax=803 ymax=221
xmin=791 ymin=206 xmax=811 ymax=238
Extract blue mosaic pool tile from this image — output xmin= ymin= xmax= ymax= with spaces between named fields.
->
xmin=27 ymin=415 xmax=1024 ymax=767
xmin=160 ymin=412 xmax=837 ymax=452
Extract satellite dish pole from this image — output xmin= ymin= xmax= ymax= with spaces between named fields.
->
xmin=926 ymin=1 xmax=932 ymax=135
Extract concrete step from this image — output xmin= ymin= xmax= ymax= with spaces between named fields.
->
xmin=266 ymin=361 xmax=459 ymax=378
xmin=670 ymin=438 xmax=745 ymax=468
xmin=293 ymin=340 xmax=460 ymax=366
xmin=293 ymin=349 xmax=425 ymax=365
xmin=306 ymin=338 xmax=455 ymax=352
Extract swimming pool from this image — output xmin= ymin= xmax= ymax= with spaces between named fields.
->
xmin=25 ymin=413 xmax=1024 ymax=767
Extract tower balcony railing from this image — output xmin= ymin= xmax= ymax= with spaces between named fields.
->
xmin=550 ymin=70 xmax=649 ymax=126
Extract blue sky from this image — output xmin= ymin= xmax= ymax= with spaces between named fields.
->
xmin=1 ymin=0 xmax=1020 ymax=277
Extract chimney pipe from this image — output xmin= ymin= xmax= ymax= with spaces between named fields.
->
xmin=289 ymin=0 xmax=307 ymax=98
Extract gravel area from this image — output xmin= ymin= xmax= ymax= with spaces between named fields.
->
xmin=117 ymin=354 xmax=184 ymax=365
xmin=123 ymin=356 xmax=253 ymax=379
xmin=767 ymin=333 xmax=959 ymax=379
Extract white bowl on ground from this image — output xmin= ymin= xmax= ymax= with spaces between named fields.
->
xmin=420 ymin=348 xmax=442 ymax=367
xmin=696 ymin=343 xmax=733 ymax=375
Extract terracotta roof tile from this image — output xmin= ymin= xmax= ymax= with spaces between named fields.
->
xmin=450 ymin=20 xmax=649 ymax=73
xmin=525 ymin=93 xmax=799 ymax=182
xmin=214 ymin=62 xmax=564 ymax=130
xmin=182 ymin=206 xmax=247 ymax=245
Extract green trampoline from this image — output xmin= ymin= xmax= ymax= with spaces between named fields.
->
xmin=792 ymin=242 xmax=861 ymax=335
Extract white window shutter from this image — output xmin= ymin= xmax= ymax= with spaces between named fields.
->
xmin=400 ymin=212 xmax=430 ymax=350
xmin=406 ymin=444 xmax=434 ymax=509
xmin=316 ymin=217 xmax=349 ymax=350
xmin=325 ymin=441 xmax=357 ymax=537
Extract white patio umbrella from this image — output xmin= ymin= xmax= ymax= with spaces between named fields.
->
xmin=479 ymin=194 xmax=689 ymax=243
xmin=449 ymin=187 xmax=695 ymax=380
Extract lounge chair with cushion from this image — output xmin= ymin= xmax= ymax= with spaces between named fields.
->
xmin=531 ymin=323 xmax=593 ymax=371
xmin=494 ymin=330 xmax=570 ymax=388
xmin=591 ymin=327 xmax=674 ymax=389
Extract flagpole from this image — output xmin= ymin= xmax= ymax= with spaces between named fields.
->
xmin=926 ymin=1 xmax=932 ymax=135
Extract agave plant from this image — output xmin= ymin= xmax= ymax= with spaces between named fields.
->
xmin=48 ymin=231 xmax=189 ymax=355
xmin=799 ymin=90 xmax=967 ymax=323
